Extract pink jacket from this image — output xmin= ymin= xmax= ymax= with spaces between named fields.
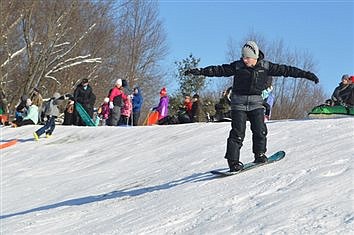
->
xmin=121 ymin=98 xmax=132 ymax=117
xmin=100 ymin=103 xmax=110 ymax=119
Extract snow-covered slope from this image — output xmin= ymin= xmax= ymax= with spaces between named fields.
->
xmin=1 ymin=118 xmax=354 ymax=234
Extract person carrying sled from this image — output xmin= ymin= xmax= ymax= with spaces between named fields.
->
xmin=185 ymin=41 xmax=319 ymax=172
xmin=152 ymin=87 xmax=169 ymax=125
xmin=73 ymin=78 xmax=96 ymax=126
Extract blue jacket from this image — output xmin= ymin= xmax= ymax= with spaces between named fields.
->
xmin=132 ymin=88 xmax=143 ymax=112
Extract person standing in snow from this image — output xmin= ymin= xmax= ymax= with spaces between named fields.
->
xmin=185 ymin=41 xmax=319 ymax=172
xmin=153 ymin=87 xmax=169 ymax=125
xmin=261 ymin=85 xmax=274 ymax=122
xmin=120 ymin=95 xmax=133 ymax=126
xmin=63 ymin=96 xmax=75 ymax=125
xmin=190 ymin=94 xmax=202 ymax=122
xmin=97 ymin=97 xmax=110 ymax=126
xmin=108 ymin=79 xmax=127 ymax=126
xmin=73 ymin=78 xmax=96 ymax=126
xmin=132 ymin=87 xmax=143 ymax=126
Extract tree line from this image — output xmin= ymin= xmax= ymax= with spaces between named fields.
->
xmin=1 ymin=0 xmax=325 ymax=121
xmin=0 ymin=0 xmax=166 ymax=116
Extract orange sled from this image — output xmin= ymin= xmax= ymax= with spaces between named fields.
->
xmin=146 ymin=111 xmax=159 ymax=125
xmin=0 ymin=139 xmax=17 ymax=149
xmin=0 ymin=114 xmax=9 ymax=125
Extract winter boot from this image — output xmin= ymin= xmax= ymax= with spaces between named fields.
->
xmin=227 ymin=159 xmax=244 ymax=172
xmin=33 ymin=132 xmax=39 ymax=141
xmin=254 ymin=153 xmax=268 ymax=163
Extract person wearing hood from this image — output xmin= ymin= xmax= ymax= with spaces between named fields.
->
xmin=331 ymin=74 xmax=354 ymax=107
xmin=74 ymin=78 xmax=96 ymax=126
xmin=185 ymin=41 xmax=319 ymax=173
xmin=132 ymin=87 xmax=143 ymax=126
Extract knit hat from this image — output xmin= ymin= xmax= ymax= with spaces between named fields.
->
xmin=193 ymin=94 xmax=200 ymax=99
xmin=342 ymin=74 xmax=350 ymax=80
xmin=82 ymin=78 xmax=89 ymax=84
xmin=242 ymin=41 xmax=259 ymax=59
xmin=104 ymin=97 xmax=109 ymax=103
xmin=160 ymin=87 xmax=167 ymax=96
xmin=115 ymin=79 xmax=122 ymax=86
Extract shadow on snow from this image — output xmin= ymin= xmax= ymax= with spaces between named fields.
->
xmin=1 ymin=169 xmax=224 ymax=220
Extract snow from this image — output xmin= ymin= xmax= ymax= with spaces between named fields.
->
xmin=1 ymin=117 xmax=354 ymax=234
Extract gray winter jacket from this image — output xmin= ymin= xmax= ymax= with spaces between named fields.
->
xmin=44 ymin=93 xmax=63 ymax=117
xmin=231 ymin=94 xmax=264 ymax=111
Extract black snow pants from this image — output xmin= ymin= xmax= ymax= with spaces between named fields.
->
xmin=224 ymin=108 xmax=267 ymax=162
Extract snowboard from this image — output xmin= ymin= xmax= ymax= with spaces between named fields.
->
xmin=211 ymin=150 xmax=285 ymax=176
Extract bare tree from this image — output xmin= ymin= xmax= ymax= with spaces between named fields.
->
xmin=114 ymin=0 xmax=168 ymax=113
xmin=1 ymin=0 xmax=122 ymax=107
xmin=1 ymin=0 xmax=168 ymax=120
xmin=20 ymin=0 xmax=104 ymax=95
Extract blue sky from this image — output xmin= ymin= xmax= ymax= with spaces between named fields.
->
xmin=158 ymin=0 xmax=354 ymax=95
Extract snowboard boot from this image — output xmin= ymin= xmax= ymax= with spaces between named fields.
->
xmin=33 ymin=132 xmax=39 ymax=141
xmin=227 ymin=160 xmax=244 ymax=172
xmin=253 ymin=153 xmax=268 ymax=163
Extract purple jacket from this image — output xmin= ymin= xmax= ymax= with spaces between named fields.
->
xmin=155 ymin=96 xmax=169 ymax=120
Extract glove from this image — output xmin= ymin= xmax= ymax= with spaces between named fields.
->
xmin=306 ymin=72 xmax=319 ymax=84
xmin=109 ymin=101 xmax=114 ymax=109
xmin=184 ymin=68 xmax=202 ymax=76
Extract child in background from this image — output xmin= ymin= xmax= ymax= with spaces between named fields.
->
xmin=97 ymin=97 xmax=110 ymax=126
xmin=120 ymin=95 xmax=132 ymax=126
xmin=261 ymin=86 xmax=274 ymax=122
xmin=63 ymin=97 xmax=75 ymax=125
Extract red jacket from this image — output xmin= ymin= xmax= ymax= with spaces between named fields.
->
xmin=109 ymin=87 xmax=127 ymax=104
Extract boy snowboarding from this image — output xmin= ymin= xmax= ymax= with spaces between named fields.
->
xmin=185 ymin=41 xmax=319 ymax=172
